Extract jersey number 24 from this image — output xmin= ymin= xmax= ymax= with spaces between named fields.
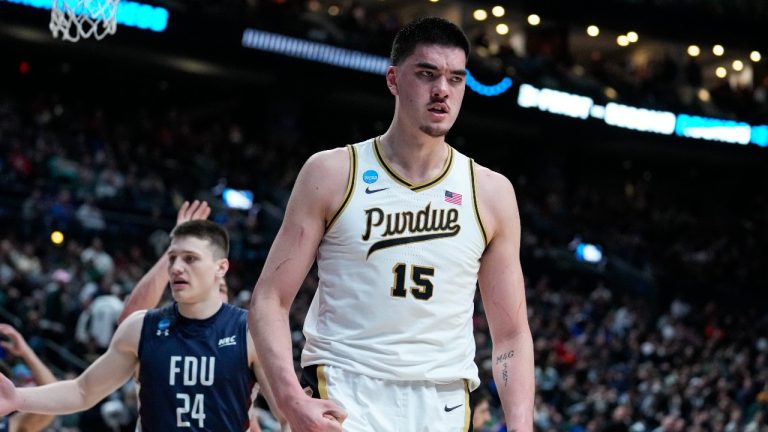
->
xmin=176 ymin=393 xmax=205 ymax=428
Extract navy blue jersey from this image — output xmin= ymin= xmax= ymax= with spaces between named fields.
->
xmin=138 ymin=303 xmax=256 ymax=431
xmin=0 ymin=416 xmax=8 ymax=431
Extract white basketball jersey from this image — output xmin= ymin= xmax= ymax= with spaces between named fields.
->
xmin=302 ymin=137 xmax=487 ymax=390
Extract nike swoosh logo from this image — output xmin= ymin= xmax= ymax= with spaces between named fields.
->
xmin=365 ymin=186 xmax=389 ymax=194
xmin=444 ymin=404 xmax=463 ymax=412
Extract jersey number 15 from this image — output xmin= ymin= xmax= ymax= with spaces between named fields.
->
xmin=391 ymin=263 xmax=435 ymax=300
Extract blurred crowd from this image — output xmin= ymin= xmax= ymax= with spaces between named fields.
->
xmin=1 ymin=34 xmax=767 ymax=432
xmin=238 ymin=0 xmax=768 ymax=124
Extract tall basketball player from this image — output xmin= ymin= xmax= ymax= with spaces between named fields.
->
xmin=250 ymin=17 xmax=535 ymax=432
xmin=0 ymin=221 xmax=275 ymax=431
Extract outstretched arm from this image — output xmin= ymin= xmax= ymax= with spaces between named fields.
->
xmin=475 ymin=165 xmax=534 ymax=431
xmin=118 ymin=201 xmax=210 ymax=322
xmin=0 ymin=324 xmax=56 ymax=432
xmin=249 ymin=148 xmax=349 ymax=432
xmin=0 ymin=312 xmax=143 ymax=416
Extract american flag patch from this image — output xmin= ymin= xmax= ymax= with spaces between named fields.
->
xmin=444 ymin=190 xmax=462 ymax=205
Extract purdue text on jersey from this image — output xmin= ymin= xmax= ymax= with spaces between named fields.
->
xmin=362 ymin=204 xmax=460 ymax=257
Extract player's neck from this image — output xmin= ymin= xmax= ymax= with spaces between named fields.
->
xmin=378 ymin=128 xmax=448 ymax=184
xmin=176 ymin=296 xmax=223 ymax=320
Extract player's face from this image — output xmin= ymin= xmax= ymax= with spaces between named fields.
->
xmin=388 ymin=43 xmax=466 ymax=138
xmin=167 ymin=236 xmax=228 ymax=304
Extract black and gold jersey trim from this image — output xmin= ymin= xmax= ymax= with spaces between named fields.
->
xmin=373 ymin=136 xmax=454 ymax=192
xmin=325 ymin=145 xmax=357 ymax=231
xmin=469 ymin=159 xmax=489 ymax=247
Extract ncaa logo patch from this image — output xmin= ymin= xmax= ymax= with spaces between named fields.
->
xmin=156 ymin=319 xmax=171 ymax=336
xmin=362 ymin=170 xmax=379 ymax=184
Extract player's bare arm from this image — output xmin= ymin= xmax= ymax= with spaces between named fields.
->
xmin=474 ymin=163 xmax=535 ymax=431
xmin=249 ymin=148 xmax=349 ymax=432
xmin=247 ymin=329 xmax=290 ymax=432
xmin=0 ymin=311 xmax=144 ymax=416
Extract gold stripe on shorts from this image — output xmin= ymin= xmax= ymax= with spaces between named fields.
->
xmin=317 ymin=365 xmax=329 ymax=400
xmin=464 ymin=380 xmax=471 ymax=432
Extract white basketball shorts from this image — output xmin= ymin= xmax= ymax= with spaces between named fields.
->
xmin=301 ymin=364 xmax=471 ymax=431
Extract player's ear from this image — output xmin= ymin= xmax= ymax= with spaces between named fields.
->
xmin=216 ymin=258 xmax=229 ymax=278
xmin=386 ymin=66 xmax=399 ymax=96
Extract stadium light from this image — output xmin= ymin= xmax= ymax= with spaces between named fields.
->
xmin=473 ymin=9 xmax=487 ymax=21
xmin=50 ymin=230 xmax=65 ymax=245
xmin=715 ymin=67 xmax=727 ymax=78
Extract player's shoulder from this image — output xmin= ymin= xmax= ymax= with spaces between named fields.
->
xmin=295 ymin=146 xmax=354 ymax=212
xmin=112 ymin=309 xmax=147 ymax=353
xmin=121 ymin=309 xmax=149 ymax=326
xmin=472 ymin=161 xmax=518 ymax=236
xmin=303 ymin=146 xmax=351 ymax=177
xmin=472 ymin=161 xmax=514 ymax=197
xmin=118 ymin=309 xmax=148 ymax=336
xmin=221 ymin=303 xmax=248 ymax=319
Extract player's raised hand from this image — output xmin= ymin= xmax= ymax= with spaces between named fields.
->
xmin=0 ymin=372 xmax=20 ymax=416
xmin=286 ymin=397 xmax=346 ymax=432
xmin=0 ymin=323 xmax=30 ymax=358
xmin=176 ymin=200 xmax=211 ymax=227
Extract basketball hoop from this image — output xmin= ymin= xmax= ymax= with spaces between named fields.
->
xmin=50 ymin=0 xmax=120 ymax=42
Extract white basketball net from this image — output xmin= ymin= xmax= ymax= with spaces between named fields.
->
xmin=50 ymin=0 xmax=120 ymax=42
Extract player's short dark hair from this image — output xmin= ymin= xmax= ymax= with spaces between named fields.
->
xmin=170 ymin=220 xmax=229 ymax=259
xmin=390 ymin=17 xmax=470 ymax=66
